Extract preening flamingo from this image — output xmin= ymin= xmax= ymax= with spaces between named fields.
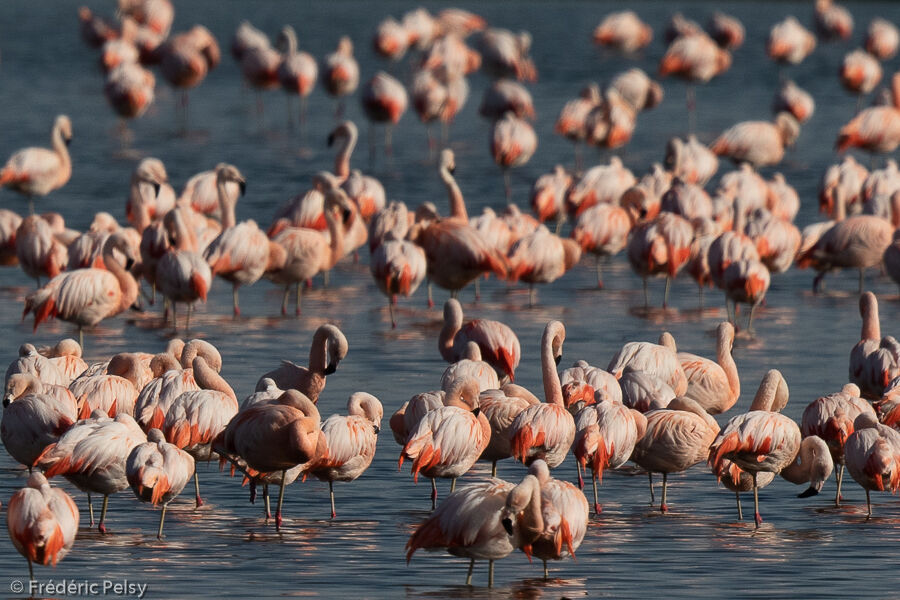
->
xmin=256 ymin=324 xmax=349 ymax=403
xmin=843 ymin=412 xmax=900 ymax=517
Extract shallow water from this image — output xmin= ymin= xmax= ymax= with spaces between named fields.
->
xmin=2 ymin=1 xmax=900 ymax=598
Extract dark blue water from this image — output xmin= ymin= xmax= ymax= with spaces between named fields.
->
xmin=2 ymin=1 xmax=900 ymax=598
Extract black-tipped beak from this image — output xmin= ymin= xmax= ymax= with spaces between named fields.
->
xmin=797 ymin=487 xmax=819 ymax=498
xmin=64 ymin=136 xmax=72 ymax=147
xmin=554 ymin=354 xmax=562 ymax=366
xmin=125 ymin=257 xmax=136 ymax=271
xmin=152 ymin=182 xmax=161 ymax=197
xmin=639 ymin=208 xmax=648 ymax=218
xmin=342 ymin=208 xmax=353 ymax=223
xmin=2 ymin=397 xmax=10 ymax=408
xmin=373 ymin=425 xmax=380 ymax=434
xmin=502 ymin=517 xmax=513 ymax=535
xmin=472 ymin=407 xmax=481 ymax=417
xmin=239 ymin=181 xmax=247 ymax=196
xmin=324 ymin=362 xmax=338 ymax=375
xmin=448 ymin=165 xmax=455 ymax=175
xmin=327 ymin=133 xmax=336 ymax=147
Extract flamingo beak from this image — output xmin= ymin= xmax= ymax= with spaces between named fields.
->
xmin=502 ymin=517 xmax=513 ymax=535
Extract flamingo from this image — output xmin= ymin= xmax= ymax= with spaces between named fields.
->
xmin=571 ymin=203 xmax=631 ymax=289
xmin=610 ymin=68 xmax=663 ymax=113
xmin=767 ymin=17 xmax=816 ymax=66
xmin=361 ymin=71 xmax=408 ymax=155
xmin=277 ymin=26 xmax=317 ymax=129
xmin=126 ymin=158 xmax=174 ymax=230
xmin=156 ymin=207 xmax=211 ymax=332
xmin=179 ymin=166 xmax=241 ymax=218
xmin=722 ymin=258 xmax=771 ymax=333
xmin=840 ymin=49 xmax=882 ymax=102
xmin=439 ymin=298 xmax=520 ymax=382
xmin=231 ymin=20 xmax=268 ymax=62
xmin=632 ymin=397 xmax=719 ymax=513
xmin=479 ymin=79 xmax=535 ymax=122
xmin=491 ymin=112 xmax=537 ymax=200
xmin=104 ymin=62 xmax=156 ymax=122
xmin=410 ymin=149 xmax=508 ymax=300
xmin=848 ymin=292 xmax=899 ymax=400
xmin=441 ymin=342 xmax=500 ymax=394
xmin=163 ymin=356 xmax=238 ymax=507
xmin=710 ymin=113 xmax=800 ymax=168
xmin=304 ymin=392 xmax=382 ymax=518
xmin=15 ymin=215 xmax=68 ymax=285
xmin=36 ymin=339 xmax=88 ymax=385
xmin=772 ymin=80 xmax=815 ymax=123
xmin=35 ymin=411 xmax=147 ymax=532
xmin=814 ymin=0 xmax=853 ymax=40
xmin=884 ymin=231 xmax=900 ymax=294
xmin=625 ymin=212 xmax=693 ymax=307
xmin=593 ymin=11 xmax=652 ymax=53
xmin=507 ymin=225 xmax=581 ymax=306
xmin=203 ymin=163 xmax=283 ymax=316
xmin=659 ymin=32 xmax=731 ymax=131
xmin=478 ymin=384 xmax=540 ymax=476
xmin=126 ymin=428 xmax=195 ymax=538
xmin=0 ymin=208 xmax=22 ymax=266
xmin=505 ymin=459 xmax=588 ymax=580
xmin=118 ymin=0 xmax=174 ymax=37
xmin=478 ymin=28 xmax=536 ymax=82
xmin=158 ymin=26 xmax=220 ymax=125
xmin=801 ymin=383 xmax=876 ymax=506
xmin=78 ymin=6 xmax=118 ymax=48
xmin=508 ymin=321 xmax=576 ymax=468
xmin=866 ymin=18 xmax=899 ymax=61
xmin=608 ymin=332 xmax=688 ymax=397
xmin=707 ymin=12 xmax=745 ymax=50
xmin=0 ymin=115 xmax=72 ymax=214
xmin=555 ymin=85 xmax=600 ymax=171
xmin=407 ymin=477 xmax=517 ymax=588
xmin=216 ymin=390 xmax=322 ymax=530
xmin=1 ymin=374 xmax=77 ymax=468
xmin=373 ymin=16 xmax=409 ymax=61
xmin=399 ymin=378 xmax=490 ymax=508
xmin=709 ymin=369 xmax=801 ymax=528
xmin=573 ymin=400 xmax=644 ymax=514
xmin=6 ymin=473 xmax=79 ymax=582
xmin=24 ymin=232 xmax=139 ymax=347
xmin=256 ymin=324 xmax=349 ymax=403
xmin=323 ymin=37 xmax=360 ymax=116
xmin=370 ymin=235 xmax=427 ymax=327
xmin=665 ymin=135 xmax=719 ymax=186
xmin=531 ymin=166 xmax=571 ymax=232
xmin=843 ymin=412 xmax=900 ymax=517
xmin=5 ymin=343 xmax=67 ymax=387
xmin=678 ymin=322 xmax=739 ymax=415
xmin=836 ymin=73 xmax=900 ymax=155
xmin=566 ymin=157 xmax=636 ymax=218
xmin=67 ymin=352 xmax=145 ymax=418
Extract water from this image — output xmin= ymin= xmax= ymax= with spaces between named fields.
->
xmin=2 ymin=0 xmax=900 ymax=597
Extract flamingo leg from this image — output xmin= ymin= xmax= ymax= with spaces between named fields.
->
xmin=663 ymin=277 xmax=671 ymax=308
xmin=596 ymin=256 xmax=603 ymax=289
xmin=466 ymin=558 xmax=474 ymax=585
xmin=592 ymin=470 xmax=601 ymax=515
xmin=264 ymin=483 xmax=271 ymax=520
xmin=835 ymin=465 xmax=844 ymax=507
xmin=194 ymin=470 xmax=203 ymax=507
xmin=488 ymin=560 xmax=495 ymax=588
xmin=504 ymin=169 xmax=512 ymax=201
xmin=431 ymin=478 xmax=437 ymax=510
xmin=329 ymin=480 xmax=336 ymax=519
xmin=529 ymin=284 xmax=536 ymax=308
xmin=491 ymin=460 xmax=497 ymax=478
xmin=232 ymin=286 xmax=240 ymax=317
xmin=866 ymin=489 xmax=872 ymax=519
xmin=157 ymin=503 xmax=167 ymax=539
xmin=78 ymin=326 xmax=84 ymax=351
xmin=747 ymin=302 xmax=756 ymax=334
xmin=275 ymin=469 xmax=287 ymax=531
xmin=474 ymin=278 xmax=480 ymax=302
xmin=450 ymin=478 xmax=456 ymax=493
xmin=87 ymin=493 xmax=94 ymax=526
xmin=186 ymin=303 xmax=193 ymax=333
xmin=643 ymin=277 xmax=649 ymax=308
xmin=282 ymin=287 xmax=290 ymax=316
xmin=296 ymin=282 xmax=302 ymax=316
xmin=543 ymin=559 xmax=549 ymax=580
xmin=98 ymin=494 xmax=109 ymax=533
xmin=171 ymin=302 xmax=178 ymax=333
xmin=752 ymin=471 xmax=762 ymax=528
xmin=389 ymin=299 xmax=396 ymax=329
xmin=576 ymin=462 xmax=584 ymax=489
xmin=660 ymin=472 xmax=668 ymax=513
xmin=299 ymin=96 xmax=308 ymax=143
xmin=736 ymin=490 xmax=743 ymax=521
xmin=648 ymin=472 xmax=655 ymax=505
xmin=28 ymin=558 xmax=34 ymax=583
xmin=859 ymin=268 xmax=865 ymax=294
xmin=698 ymin=285 xmax=704 ymax=309
xmin=427 ymin=281 xmax=434 ymax=308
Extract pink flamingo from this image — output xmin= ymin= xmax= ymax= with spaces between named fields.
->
xmin=256 ymin=324 xmax=349 ymax=403
xmin=766 ymin=173 xmax=801 ymax=221
xmin=593 ymin=11 xmax=652 ymax=52
xmin=768 ymin=17 xmax=816 ymax=65
xmin=304 ymin=392 xmax=382 ymax=518
xmin=406 ymin=477 xmax=517 ymax=588
xmin=843 ymin=412 xmax=900 ymax=517
xmin=709 ymin=369 xmax=801 ymax=527
xmin=609 ymin=68 xmax=663 ymax=113
xmin=708 ymin=12 xmax=744 ymax=49
xmin=67 ymin=352 xmax=144 ymax=419
xmin=555 ymin=85 xmax=600 ymax=171
xmin=126 ymin=158 xmax=174 ymax=229
xmin=439 ymin=298 xmax=520 ymax=382
xmin=323 ymin=37 xmax=360 ymax=116
xmin=370 ymin=234 xmax=427 ymax=327
xmin=36 ymin=411 xmax=147 ymax=532
xmin=78 ymin=6 xmax=118 ymax=48
xmin=866 ymin=18 xmax=899 ymax=60
xmin=373 ymin=16 xmax=409 ymax=61
xmin=104 ymin=62 xmax=155 ymax=122
xmin=507 ymin=225 xmax=582 ymax=306
xmin=441 ymin=342 xmax=500 ymax=394
xmin=0 ymin=115 xmax=72 ymax=214
xmin=203 ymin=163 xmax=283 ymax=316
xmin=815 ymin=0 xmax=853 ymax=40
xmin=531 ymin=165 xmax=572 ymax=233
xmin=504 ymin=459 xmax=588 ymax=580
xmin=24 ymin=232 xmax=138 ymax=347
xmin=156 ymin=207 xmax=211 ymax=331
xmin=118 ymin=0 xmax=174 ymax=37
xmin=216 ymin=390 xmax=322 ymax=530
xmin=478 ymin=28 xmax=536 ymax=82
xmin=659 ymin=33 xmax=731 ymax=131
xmin=573 ymin=400 xmax=644 ymax=514
xmin=625 ymin=212 xmax=693 ymax=307
xmin=126 ymin=428 xmax=194 ymax=538
xmin=722 ymin=258 xmax=771 ymax=332
xmin=1 ymin=374 xmax=77 ymax=468
xmin=37 ymin=340 xmax=88 ymax=385
xmin=678 ymin=322 xmax=739 ymax=415
xmin=841 ymin=49 xmax=882 ymax=101
xmin=508 ymin=321 xmax=576 ymax=468
xmin=848 ymin=292 xmax=899 ymax=400
xmin=609 ymin=332 xmax=688 ymax=396
xmin=479 ymin=79 xmax=534 ymax=121
xmin=0 ymin=208 xmax=22 ymax=266
xmin=15 ymin=215 xmax=68 ymax=285
xmin=5 ymin=343 xmax=67 ymax=387
xmin=399 ymin=378 xmax=490 ymax=508
xmin=710 ymin=113 xmax=800 ymax=168
xmin=837 ymin=72 xmax=900 ymax=155
xmin=566 ymin=157 xmax=636 ymax=218
xmin=802 ymin=383 xmax=876 ymax=506
xmin=277 ymin=26 xmax=317 ymax=129
xmin=491 ymin=112 xmax=537 ymax=200
xmin=633 ymin=396 xmax=719 ymax=512
xmin=478 ymin=384 xmax=540 ymax=476
xmin=773 ymin=80 xmax=815 ymax=123
xmin=158 ymin=25 xmax=220 ymax=125
xmin=361 ymin=71 xmax=408 ymax=156
xmin=7 ymin=473 xmax=79 ymax=581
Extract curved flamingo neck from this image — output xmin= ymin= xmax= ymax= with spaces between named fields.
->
xmin=324 ymin=204 xmax=345 ymax=269
xmin=170 ymin=209 xmax=198 ymax=252
xmin=334 ymin=130 xmax=356 ymax=180
xmin=193 ymin=357 xmax=236 ymax=400
xmin=217 ymin=179 xmax=236 ymax=229
xmin=541 ymin=327 xmax=564 ymax=406
xmin=103 ymin=242 xmax=138 ymax=313
xmin=716 ymin=328 xmax=740 ymax=401
xmin=834 ymin=183 xmax=847 ymax=222
xmin=284 ymin=28 xmax=298 ymax=56
xmin=512 ymin=476 xmax=544 ymax=544
xmin=52 ymin=123 xmax=71 ymax=175
xmin=439 ymin=301 xmax=464 ymax=361
xmin=861 ymin=295 xmax=880 ymax=341
xmin=749 ymin=371 xmax=784 ymax=412
xmin=440 ymin=166 xmax=467 ymax=220
xmin=308 ymin=328 xmax=335 ymax=375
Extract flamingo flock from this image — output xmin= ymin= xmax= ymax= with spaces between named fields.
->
xmin=6 ymin=0 xmax=900 ymax=594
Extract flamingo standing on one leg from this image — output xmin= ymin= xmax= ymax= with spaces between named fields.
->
xmin=439 ymin=298 xmax=520 ymax=382
xmin=491 ymin=112 xmax=537 ymax=200
xmin=323 ymin=37 xmax=360 ymax=117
